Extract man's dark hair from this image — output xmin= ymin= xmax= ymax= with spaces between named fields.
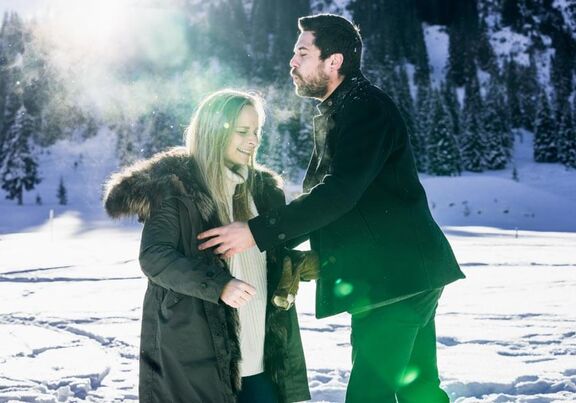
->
xmin=298 ymin=14 xmax=362 ymax=77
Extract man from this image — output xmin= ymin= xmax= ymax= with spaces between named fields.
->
xmin=199 ymin=14 xmax=465 ymax=402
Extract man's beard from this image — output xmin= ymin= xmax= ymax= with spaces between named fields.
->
xmin=293 ymin=68 xmax=329 ymax=99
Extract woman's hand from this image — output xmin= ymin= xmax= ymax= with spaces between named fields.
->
xmin=220 ymin=278 xmax=256 ymax=308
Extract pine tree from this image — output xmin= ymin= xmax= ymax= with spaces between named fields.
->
xmin=395 ymin=65 xmax=421 ymax=171
xmin=558 ymin=103 xmax=576 ymax=168
xmin=505 ymin=58 xmax=523 ymax=129
xmin=1 ymin=88 xmax=22 ymax=162
xmin=502 ymin=0 xmax=522 ymax=31
xmin=566 ymin=100 xmax=576 ymax=169
xmin=518 ymin=54 xmax=540 ymax=131
xmin=477 ymin=19 xmax=497 ymax=74
xmin=412 ymin=21 xmax=431 ymax=87
xmin=414 ymin=81 xmax=433 ymax=172
xmin=427 ymin=90 xmax=461 ymax=176
xmin=483 ymin=76 xmax=510 ymax=169
xmin=441 ymin=81 xmax=461 ymax=139
xmin=533 ymin=90 xmax=558 ymax=162
xmin=1 ymin=106 xmax=41 ymax=204
xmin=57 ymin=176 xmax=67 ymax=205
xmin=447 ymin=24 xmax=467 ymax=87
xmin=461 ymin=77 xmax=486 ymax=172
xmin=550 ymin=33 xmax=574 ymax=116
xmin=142 ymin=109 xmax=180 ymax=157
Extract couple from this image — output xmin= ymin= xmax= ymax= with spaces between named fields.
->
xmin=104 ymin=14 xmax=464 ymax=403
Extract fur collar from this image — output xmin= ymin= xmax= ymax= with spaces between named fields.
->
xmin=103 ymin=147 xmax=282 ymax=222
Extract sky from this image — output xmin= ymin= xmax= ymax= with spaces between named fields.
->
xmin=1 ymin=0 xmax=49 ymax=17
xmin=0 ymin=0 xmax=185 ymax=17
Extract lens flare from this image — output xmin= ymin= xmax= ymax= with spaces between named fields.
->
xmin=334 ymin=278 xmax=354 ymax=298
xmin=399 ymin=366 xmax=420 ymax=387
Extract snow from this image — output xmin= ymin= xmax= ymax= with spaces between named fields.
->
xmin=490 ymin=28 xmax=533 ymax=67
xmin=1 ymin=217 xmax=575 ymax=402
xmin=423 ymin=24 xmax=450 ymax=86
xmin=554 ymin=0 xmax=576 ymax=40
xmin=1 ymin=127 xmax=576 ymax=402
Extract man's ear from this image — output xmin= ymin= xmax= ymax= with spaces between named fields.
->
xmin=329 ymin=53 xmax=344 ymax=72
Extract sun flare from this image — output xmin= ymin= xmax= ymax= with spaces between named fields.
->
xmin=42 ymin=0 xmax=133 ymax=56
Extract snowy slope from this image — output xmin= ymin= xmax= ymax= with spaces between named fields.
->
xmin=422 ymin=130 xmax=576 ymax=233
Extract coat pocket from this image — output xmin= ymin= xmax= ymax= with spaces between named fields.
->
xmin=160 ymin=289 xmax=184 ymax=318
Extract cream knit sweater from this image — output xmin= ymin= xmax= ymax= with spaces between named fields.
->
xmin=224 ymin=168 xmax=267 ymax=377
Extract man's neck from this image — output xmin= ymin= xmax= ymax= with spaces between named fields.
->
xmin=320 ymin=75 xmax=346 ymax=102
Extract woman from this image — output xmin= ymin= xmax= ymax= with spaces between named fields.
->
xmin=104 ymin=90 xmax=310 ymax=403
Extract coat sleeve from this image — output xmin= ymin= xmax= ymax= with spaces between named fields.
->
xmin=139 ymin=197 xmax=233 ymax=304
xmin=249 ymin=96 xmax=402 ymax=251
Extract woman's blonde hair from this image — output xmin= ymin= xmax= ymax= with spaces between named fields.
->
xmin=185 ymin=89 xmax=265 ymax=224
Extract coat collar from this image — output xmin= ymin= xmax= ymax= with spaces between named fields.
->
xmin=316 ymin=71 xmax=369 ymax=116
xmin=103 ymin=147 xmax=283 ymax=223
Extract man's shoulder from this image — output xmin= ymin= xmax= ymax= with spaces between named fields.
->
xmin=342 ymin=81 xmax=399 ymax=117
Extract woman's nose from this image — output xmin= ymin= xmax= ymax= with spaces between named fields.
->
xmin=248 ymin=133 xmax=259 ymax=146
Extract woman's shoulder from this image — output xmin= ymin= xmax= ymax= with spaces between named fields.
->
xmin=253 ymin=164 xmax=284 ymax=191
xmin=103 ymin=147 xmax=209 ymax=220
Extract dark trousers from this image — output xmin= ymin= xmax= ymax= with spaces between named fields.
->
xmin=346 ymin=288 xmax=450 ymax=403
xmin=237 ymin=372 xmax=279 ymax=403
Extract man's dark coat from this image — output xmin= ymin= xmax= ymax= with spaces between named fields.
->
xmin=104 ymin=149 xmax=310 ymax=403
xmin=249 ymin=73 xmax=465 ymax=318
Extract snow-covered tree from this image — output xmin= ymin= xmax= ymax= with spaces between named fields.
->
xmin=395 ymin=65 xmax=421 ymax=172
xmin=427 ymin=90 xmax=461 ymax=176
xmin=461 ymin=78 xmax=486 ymax=172
xmin=558 ymin=104 xmax=576 ymax=169
xmin=533 ymin=90 xmax=558 ymax=163
xmin=414 ymin=81 xmax=433 ymax=172
xmin=1 ymin=106 xmax=41 ymax=204
xmin=477 ymin=19 xmax=497 ymax=74
xmin=518 ymin=54 xmax=540 ymax=131
xmin=483 ymin=76 xmax=510 ymax=169
xmin=505 ymin=58 xmax=523 ymax=130
xmin=441 ymin=81 xmax=461 ymax=139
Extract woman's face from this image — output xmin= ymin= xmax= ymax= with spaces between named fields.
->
xmin=224 ymin=105 xmax=260 ymax=168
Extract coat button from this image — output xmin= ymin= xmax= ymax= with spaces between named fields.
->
xmin=200 ymin=282 xmax=208 ymax=289
xmin=278 ymin=233 xmax=286 ymax=240
xmin=269 ymin=217 xmax=277 ymax=225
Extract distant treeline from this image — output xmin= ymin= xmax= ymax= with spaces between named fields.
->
xmin=1 ymin=0 xmax=575 ymax=204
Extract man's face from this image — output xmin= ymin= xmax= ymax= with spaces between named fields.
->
xmin=289 ymin=31 xmax=330 ymax=99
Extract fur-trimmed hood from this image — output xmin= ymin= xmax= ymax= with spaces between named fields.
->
xmin=103 ymin=147 xmax=283 ymax=222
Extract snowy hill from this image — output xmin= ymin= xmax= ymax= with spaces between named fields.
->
xmin=422 ymin=131 xmax=576 ymax=233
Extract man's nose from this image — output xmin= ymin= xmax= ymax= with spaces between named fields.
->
xmin=289 ymin=55 xmax=298 ymax=68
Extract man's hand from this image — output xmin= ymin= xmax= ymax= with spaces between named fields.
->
xmin=197 ymin=221 xmax=256 ymax=258
xmin=220 ymin=278 xmax=256 ymax=308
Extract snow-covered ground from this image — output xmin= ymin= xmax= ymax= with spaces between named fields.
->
xmin=1 ymin=218 xmax=575 ymax=402
xmin=1 ymin=130 xmax=576 ymax=402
